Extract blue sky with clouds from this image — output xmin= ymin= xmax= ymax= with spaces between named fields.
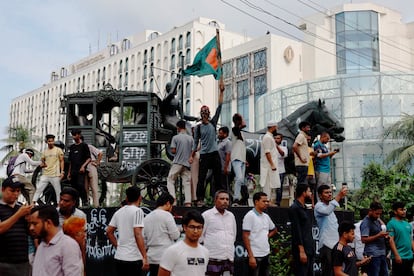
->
xmin=0 ymin=0 xmax=413 ymax=154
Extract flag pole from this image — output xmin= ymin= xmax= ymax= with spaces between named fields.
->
xmin=216 ymin=29 xmax=224 ymax=103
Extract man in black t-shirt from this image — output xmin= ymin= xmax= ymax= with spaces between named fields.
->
xmin=333 ymin=221 xmax=371 ymax=276
xmin=67 ymin=129 xmax=90 ymax=207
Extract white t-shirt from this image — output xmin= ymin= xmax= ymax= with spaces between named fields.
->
xmin=143 ymin=208 xmax=180 ymax=264
xmin=109 ymin=205 xmax=145 ymax=261
xmin=242 ymin=209 xmax=276 ymax=257
xmin=160 ymin=240 xmax=209 ymax=276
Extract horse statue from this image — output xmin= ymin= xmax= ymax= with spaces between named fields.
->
xmin=242 ymin=100 xmax=345 ymax=175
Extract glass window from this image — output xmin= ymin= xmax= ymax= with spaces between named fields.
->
xmin=237 ymin=79 xmax=249 ymax=128
xmin=236 ymin=56 xmax=249 ymax=75
xmin=186 ymin=32 xmax=191 ymax=48
xmin=335 ymin=11 xmax=379 ymax=74
xmin=254 ymin=74 xmax=267 ymax=101
xmin=171 ymin=38 xmax=176 ymax=53
xmin=223 ymin=62 xmax=232 ymax=79
xmin=143 ymin=50 xmax=148 ymax=64
xmin=178 ymin=35 xmax=183 ymax=50
xmin=254 ymin=49 xmax=266 ymax=70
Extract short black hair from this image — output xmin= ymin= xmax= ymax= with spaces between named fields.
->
xmin=60 ymin=187 xmax=79 ymax=203
xmin=71 ymin=129 xmax=81 ymax=135
xmin=31 ymin=205 xmax=60 ymax=227
xmin=218 ymin=126 xmax=229 ymax=135
xmin=253 ymin=192 xmax=267 ymax=204
xmin=392 ymin=202 xmax=405 ymax=211
xmin=176 ymin=120 xmax=186 ymax=130
xmin=182 ymin=210 xmax=204 ymax=226
xmin=45 ymin=134 xmax=55 ymax=140
xmin=369 ymin=201 xmax=383 ymax=211
xmin=232 ymin=113 xmax=242 ymax=125
xmin=126 ymin=186 xmax=141 ymax=202
xmin=295 ymin=184 xmax=310 ymax=198
xmin=156 ymin=192 xmax=175 ymax=207
xmin=317 ymin=184 xmax=331 ymax=195
xmin=338 ymin=221 xmax=355 ymax=236
xmin=298 ymin=121 xmax=311 ymax=130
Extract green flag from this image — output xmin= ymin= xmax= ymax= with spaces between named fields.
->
xmin=183 ymin=36 xmax=222 ymax=80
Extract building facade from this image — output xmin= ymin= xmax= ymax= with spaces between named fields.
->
xmin=9 ymin=3 xmax=414 ymax=188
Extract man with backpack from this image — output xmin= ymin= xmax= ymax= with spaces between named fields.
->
xmin=10 ymin=148 xmax=43 ymax=203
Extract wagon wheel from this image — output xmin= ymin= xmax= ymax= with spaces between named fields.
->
xmin=132 ymin=158 xmax=170 ymax=207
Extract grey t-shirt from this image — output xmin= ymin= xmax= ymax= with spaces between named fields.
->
xmin=218 ymin=137 xmax=232 ymax=172
xmin=171 ymin=131 xmax=193 ymax=168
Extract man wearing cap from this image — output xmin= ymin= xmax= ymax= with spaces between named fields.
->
xmin=11 ymin=148 xmax=43 ymax=203
xmin=0 ymin=176 xmax=34 ymax=276
xmin=190 ymin=83 xmax=225 ymax=207
xmin=33 ymin=134 xmax=64 ymax=205
xmin=293 ymin=121 xmax=311 ymax=185
xmin=260 ymin=120 xmax=280 ymax=199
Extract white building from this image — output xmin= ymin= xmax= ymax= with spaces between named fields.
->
xmin=9 ymin=17 xmax=253 ymax=150
xmin=9 ymin=3 xmax=414 ymax=188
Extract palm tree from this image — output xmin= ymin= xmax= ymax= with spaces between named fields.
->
xmin=0 ymin=126 xmax=40 ymax=164
xmin=383 ymin=113 xmax=414 ymax=172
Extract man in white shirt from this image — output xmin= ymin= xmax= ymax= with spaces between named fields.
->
xmin=159 ymin=210 xmax=209 ymax=276
xmin=11 ymin=149 xmax=43 ymax=203
xmin=107 ymin=186 xmax=149 ymax=276
xmin=274 ymin=133 xmax=288 ymax=206
xmin=202 ymin=190 xmax=237 ymax=275
xmin=242 ymin=192 xmax=278 ymax=276
xmin=143 ymin=192 xmax=180 ymax=276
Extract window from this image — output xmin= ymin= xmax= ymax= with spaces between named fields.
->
xmin=237 ymin=80 xmax=249 ymax=128
xmin=335 ymin=11 xmax=379 ymax=74
xmin=186 ymin=32 xmax=191 ymax=48
xmin=236 ymin=56 xmax=249 ymax=76
xmin=150 ymin=47 xmax=154 ymax=62
xmin=222 ymin=84 xmax=233 ymax=128
xmin=178 ymin=35 xmax=183 ymax=50
xmin=171 ymin=38 xmax=176 ymax=53
xmin=253 ymin=49 xmax=266 ymax=70
xmin=170 ymin=54 xmax=176 ymax=70
xmin=110 ymin=44 xmax=118 ymax=56
xmin=125 ymin=58 xmax=129 ymax=72
xmin=122 ymin=39 xmax=131 ymax=51
xmin=143 ymin=50 xmax=148 ymax=64
xmin=185 ymin=49 xmax=191 ymax=64
xmin=254 ymin=74 xmax=267 ymax=100
xmin=223 ymin=62 xmax=233 ymax=79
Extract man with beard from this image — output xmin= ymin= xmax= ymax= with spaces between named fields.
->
xmin=30 ymin=205 xmax=83 ymax=276
xmin=190 ymin=84 xmax=224 ymax=207
xmin=260 ymin=120 xmax=280 ymax=200
xmin=202 ymin=190 xmax=237 ymax=275
xmin=289 ymin=184 xmax=314 ymax=276
xmin=386 ymin=202 xmax=414 ymax=275
xmin=293 ymin=121 xmax=311 ymax=185
xmin=0 ymin=176 xmax=33 ymax=276
xmin=158 ymin=210 xmax=209 ymax=276
xmin=230 ymin=113 xmax=247 ymax=206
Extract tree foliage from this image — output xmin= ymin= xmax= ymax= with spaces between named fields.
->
xmin=348 ymin=162 xmax=414 ymax=221
xmin=1 ymin=125 xmax=40 ymax=164
xmin=383 ymin=113 xmax=414 ymax=172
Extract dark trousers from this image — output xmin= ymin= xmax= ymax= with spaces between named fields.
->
xmin=320 ymin=245 xmax=333 ymax=276
xmin=296 ymin=166 xmax=309 ymax=185
xmin=293 ymin=254 xmax=314 ymax=276
xmin=248 ymin=255 xmax=270 ymax=276
xmin=148 ymin=264 xmax=159 ymax=276
xmin=392 ymin=259 xmax=413 ymax=276
xmin=206 ymin=259 xmax=234 ymax=275
xmin=114 ymin=259 xmax=144 ymax=276
xmin=276 ymin=173 xmax=285 ymax=205
xmin=70 ymin=172 xmax=88 ymax=205
xmin=196 ymin=151 xmax=223 ymax=200
xmin=366 ymin=255 xmax=388 ymax=276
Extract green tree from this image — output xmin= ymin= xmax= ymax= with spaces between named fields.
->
xmin=1 ymin=126 xmax=40 ymax=164
xmin=383 ymin=113 xmax=414 ymax=172
xmin=349 ymin=162 xmax=414 ymax=221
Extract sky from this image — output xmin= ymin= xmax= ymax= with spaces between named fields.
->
xmin=0 ymin=0 xmax=413 ymax=153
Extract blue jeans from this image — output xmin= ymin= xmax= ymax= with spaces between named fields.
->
xmin=232 ymin=160 xmax=245 ymax=200
xmin=366 ymin=255 xmax=388 ymax=276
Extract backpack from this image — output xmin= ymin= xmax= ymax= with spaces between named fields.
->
xmin=6 ymin=156 xmax=24 ymax=177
